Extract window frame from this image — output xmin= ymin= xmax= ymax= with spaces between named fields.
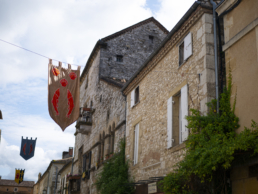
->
xmin=116 ymin=55 xmax=123 ymax=62
xmin=178 ymin=32 xmax=192 ymax=67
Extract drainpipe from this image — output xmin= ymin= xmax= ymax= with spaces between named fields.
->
xmin=210 ymin=0 xmax=219 ymax=114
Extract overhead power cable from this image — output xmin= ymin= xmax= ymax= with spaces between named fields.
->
xmin=0 ymin=38 xmax=84 ymax=67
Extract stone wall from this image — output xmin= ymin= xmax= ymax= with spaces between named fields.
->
xmin=73 ymin=19 xmax=168 ymax=194
xmin=125 ymin=12 xmax=215 ymax=182
xmin=100 ymin=22 xmax=168 ymax=81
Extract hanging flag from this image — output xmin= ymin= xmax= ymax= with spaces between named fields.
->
xmin=20 ymin=137 xmax=37 ymax=160
xmin=48 ymin=59 xmax=80 ymax=131
xmin=15 ymin=169 xmax=25 ymax=184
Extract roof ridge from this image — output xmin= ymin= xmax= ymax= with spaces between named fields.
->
xmin=101 ymin=17 xmax=169 ymax=42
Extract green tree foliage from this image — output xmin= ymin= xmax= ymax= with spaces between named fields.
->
xmin=96 ymin=138 xmax=134 ymax=194
xmin=160 ymin=70 xmax=258 ymax=194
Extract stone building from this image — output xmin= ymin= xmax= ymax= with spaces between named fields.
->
xmin=57 ymin=160 xmax=73 ymax=194
xmin=72 ymin=17 xmax=168 ymax=194
xmin=0 ymin=177 xmax=34 ymax=194
xmin=121 ymin=1 xmax=218 ymax=193
xmin=34 ymin=148 xmax=73 ymax=194
xmin=216 ymin=0 xmax=258 ymax=193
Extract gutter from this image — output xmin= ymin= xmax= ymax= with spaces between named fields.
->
xmin=121 ymin=1 xmax=213 ymax=93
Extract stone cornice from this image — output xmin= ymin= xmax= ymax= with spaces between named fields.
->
xmin=122 ymin=6 xmax=212 ymax=96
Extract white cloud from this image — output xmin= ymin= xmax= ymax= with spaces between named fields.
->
xmin=154 ymin=0 xmax=196 ymax=30
xmin=0 ymin=0 xmax=200 ymax=182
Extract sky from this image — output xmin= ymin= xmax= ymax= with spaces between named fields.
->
xmin=0 ymin=0 xmax=195 ymax=182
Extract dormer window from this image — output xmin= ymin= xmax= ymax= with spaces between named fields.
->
xmin=116 ymin=55 xmax=123 ymax=62
xmin=149 ymin=35 xmax=154 ymax=43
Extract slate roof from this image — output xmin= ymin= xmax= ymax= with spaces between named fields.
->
xmin=80 ymin=17 xmax=169 ymax=83
xmin=0 ymin=179 xmax=34 ymax=187
xmin=121 ymin=1 xmax=213 ymax=93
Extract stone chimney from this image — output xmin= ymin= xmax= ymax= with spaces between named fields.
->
xmin=0 ymin=176 xmax=2 ymax=180
xmin=38 ymin=173 xmax=41 ymax=181
xmin=69 ymin=147 xmax=73 ymax=157
xmin=62 ymin=147 xmax=73 ymax=159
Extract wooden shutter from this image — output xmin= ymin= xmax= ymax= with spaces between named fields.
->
xmin=181 ymin=84 xmax=189 ymax=141
xmin=184 ymin=32 xmax=192 ymax=60
xmin=131 ymin=89 xmax=135 ymax=108
xmin=167 ymin=97 xmax=173 ymax=148
xmin=82 ymin=155 xmax=86 ymax=172
xmin=134 ymin=124 xmax=139 ymax=165
xmin=87 ymin=152 xmax=91 ymax=179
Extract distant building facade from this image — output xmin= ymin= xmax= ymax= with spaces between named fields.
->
xmin=73 ymin=17 xmax=168 ymax=194
xmin=34 ymin=148 xmax=73 ymax=194
xmin=0 ymin=176 xmax=34 ymax=194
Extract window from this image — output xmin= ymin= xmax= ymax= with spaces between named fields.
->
xmin=14 ymin=188 xmax=18 ymax=192
xmin=131 ymin=86 xmax=139 ymax=108
xmin=116 ymin=55 xmax=123 ymax=62
xmin=102 ymin=131 xmax=105 ymax=161
xmin=100 ymin=95 xmax=102 ymax=102
xmin=179 ymin=32 xmax=192 ymax=66
xmin=85 ymin=76 xmax=88 ymax=89
xmin=167 ymin=84 xmax=189 ymax=148
xmin=78 ymin=147 xmax=83 ymax=174
xmin=83 ymin=151 xmax=92 ymax=179
xmin=90 ymin=101 xmax=93 ymax=109
xmin=6 ymin=188 xmax=9 ymax=191
xmin=149 ymin=35 xmax=154 ymax=43
xmin=134 ymin=123 xmax=139 ymax=165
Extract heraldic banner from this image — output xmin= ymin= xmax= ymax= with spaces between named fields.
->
xmin=20 ymin=137 xmax=37 ymax=160
xmin=15 ymin=169 xmax=25 ymax=184
xmin=48 ymin=59 xmax=80 ymax=131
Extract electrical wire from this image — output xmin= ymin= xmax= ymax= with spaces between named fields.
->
xmin=0 ymin=38 xmax=84 ymax=67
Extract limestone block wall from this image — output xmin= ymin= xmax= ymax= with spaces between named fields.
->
xmin=100 ymin=22 xmax=168 ymax=81
xmin=125 ymin=12 xmax=216 ymax=182
xmin=74 ymin=52 xmax=127 ymax=194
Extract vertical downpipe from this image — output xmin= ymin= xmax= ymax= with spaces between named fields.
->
xmin=210 ymin=0 xmax=219 ymax=114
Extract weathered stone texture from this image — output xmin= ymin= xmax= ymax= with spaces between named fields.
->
xmin=125 ymin=13 xmax=216 ymax=182
xmin=100 ymin=22 xmax=168 ymax=81
xmin=74 ymin=19 xmax=167 ymax=194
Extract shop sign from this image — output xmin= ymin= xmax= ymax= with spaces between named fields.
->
xmin=148 ymin=182 xmax=157 ymax=194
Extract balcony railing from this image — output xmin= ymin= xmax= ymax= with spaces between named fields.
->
xmin=75 ymin=108 xmax=93 ymax=135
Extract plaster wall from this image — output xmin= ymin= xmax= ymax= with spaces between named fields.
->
xmin=222 ymin=0 xmax=258 ymax=43
xmin=125 ymin=13 xmax=216 ymax=182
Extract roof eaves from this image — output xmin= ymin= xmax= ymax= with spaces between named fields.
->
xmin=121 ymin=1 xmax=211 ymax=93
xmin=101 ymin=17 xmax=169 ymax=42
xmin=100 ymin=77 xmax=124 ymax=88
xmin=80 ymin=40 xmax=107 ymax=83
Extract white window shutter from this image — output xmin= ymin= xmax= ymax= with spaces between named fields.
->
xmin=134 ymin=124 xmax=139 ymax=165
xmin=167 ymin=97 xmax=173 ymax=148
xmin=184 ymin=32 xmax=192 ymax=60
xmin=131 ymin=89 xmax=135 ymax=108
xmin=181 ymin=84 xmax=189 ymax=142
